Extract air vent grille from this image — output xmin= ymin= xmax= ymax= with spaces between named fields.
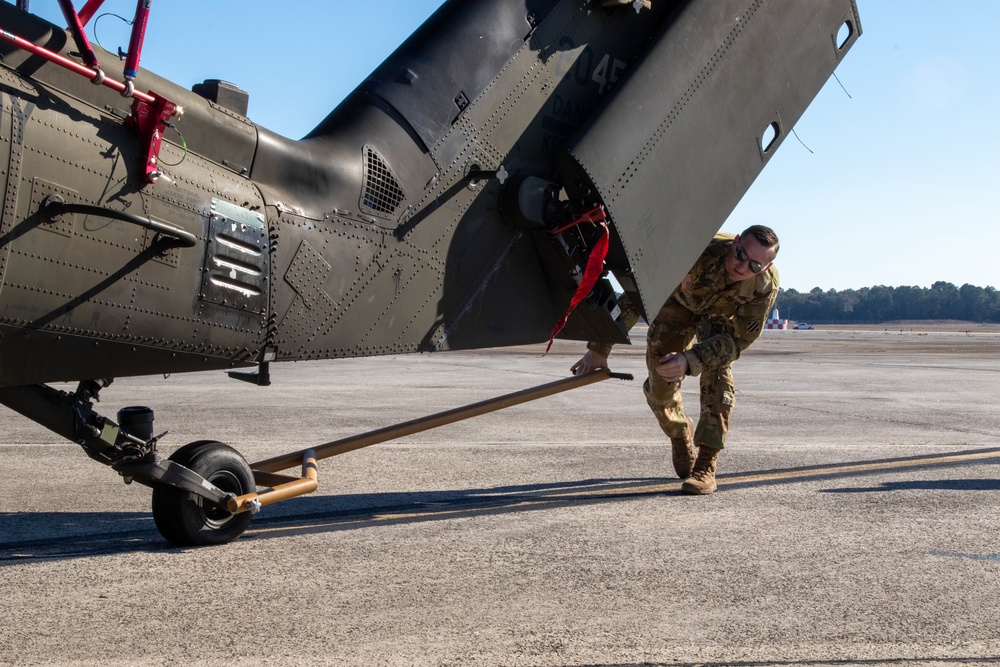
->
xmin=199 ymin=202 xmax=268 ymax=314
xmin=361 ymin=145 xmax=405 ymax=216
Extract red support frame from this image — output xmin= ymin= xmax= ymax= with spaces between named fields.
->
xmin=56 ymin=0 xmax=98 ymax=68
xmin=0 ymin=2 xmax=176 ymax=183
xmin=77 ymin=0 xmax=106 ymax=26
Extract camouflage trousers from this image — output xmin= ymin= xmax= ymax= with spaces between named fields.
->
xmin=644 ymin=300 xmax=735 ymax=449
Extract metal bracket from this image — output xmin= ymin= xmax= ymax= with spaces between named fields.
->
xmin=126 ymin=92 xmax=178 ymax=183
xmin=114 ymin=455 xmax=234 ymax=506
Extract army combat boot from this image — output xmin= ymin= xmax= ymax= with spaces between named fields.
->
xmin=681 ymin=446 xmax=721 ymax=495
xmin=671 ymin=436 xmax=695 ymax=478
xmin=669 ymin=417 xmax=695 ymax=478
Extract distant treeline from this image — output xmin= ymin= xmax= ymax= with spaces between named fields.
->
xmin=774 ymin=282 xmax=1000 ymax=324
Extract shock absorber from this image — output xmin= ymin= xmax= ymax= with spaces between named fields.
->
xmin=122 ymin=0 xmax=152 ymax=96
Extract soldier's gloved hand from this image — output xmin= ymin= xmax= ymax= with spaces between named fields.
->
xmin=655 ymin=352 xmax=688 ymax=383
xmin=571 ymin=350 xmax=608 ymax=375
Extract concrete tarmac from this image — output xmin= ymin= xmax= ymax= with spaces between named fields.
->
xmin=1 ymin=327 xmax=999 ymax=666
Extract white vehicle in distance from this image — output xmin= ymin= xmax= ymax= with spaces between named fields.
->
xmin=793 ymin=322 xmax=815 ymax=330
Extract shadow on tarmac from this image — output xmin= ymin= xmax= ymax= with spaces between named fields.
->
xmin=822 ymin=478 xmax=1000 ymax=492
xmin=1 ymin=447 xmax=998 ymax=564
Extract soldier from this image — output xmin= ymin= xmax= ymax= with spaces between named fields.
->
xmin=572 ymin=225 xmax=780 ymax=495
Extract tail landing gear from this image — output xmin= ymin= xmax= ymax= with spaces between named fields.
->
xmin=151 ymin=441 xmax=255 ymax=546
xmin=0 ymin=370 xmax=631 ymax=547
xmin=0 ymin=380 xmax=254 ymax=546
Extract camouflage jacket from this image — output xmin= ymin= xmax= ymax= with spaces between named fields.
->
xmin=589 ymin=233 xmax=779 ymax=375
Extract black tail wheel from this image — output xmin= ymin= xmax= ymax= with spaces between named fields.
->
xmin=151 ymin=440 xmax=255 ymax=546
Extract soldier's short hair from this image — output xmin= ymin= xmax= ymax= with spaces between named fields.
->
xmin=742 ymin=224 xmax=779 ymax=256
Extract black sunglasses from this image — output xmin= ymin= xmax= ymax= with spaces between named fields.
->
xmin=734 ymin=243 xmax=765 ymax=274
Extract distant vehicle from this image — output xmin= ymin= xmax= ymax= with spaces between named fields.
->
xmin=794 ymin=322 xmax=815 ymax=330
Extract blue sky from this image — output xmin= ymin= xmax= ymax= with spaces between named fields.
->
xmin=730 ymin=1 xmax=1000 ymax=292
xmin=26 ymin=1 xmax=1000 ymax=291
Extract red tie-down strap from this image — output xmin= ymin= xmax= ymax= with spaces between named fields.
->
xmin=545 ymin=211 xmax=610 ymax=353
xmin=549 ymin=203 xmax=607 ymax=235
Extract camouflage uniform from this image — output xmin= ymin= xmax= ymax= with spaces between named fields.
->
xmin=589 ymin=233 xmax=779 ymax=449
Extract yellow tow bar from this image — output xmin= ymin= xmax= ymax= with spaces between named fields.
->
xmin=227 ymin=369 xmax=631 ymax=514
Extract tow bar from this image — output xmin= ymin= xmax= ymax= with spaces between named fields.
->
xmin=228 ymin=369 xmax=633 ymax=514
